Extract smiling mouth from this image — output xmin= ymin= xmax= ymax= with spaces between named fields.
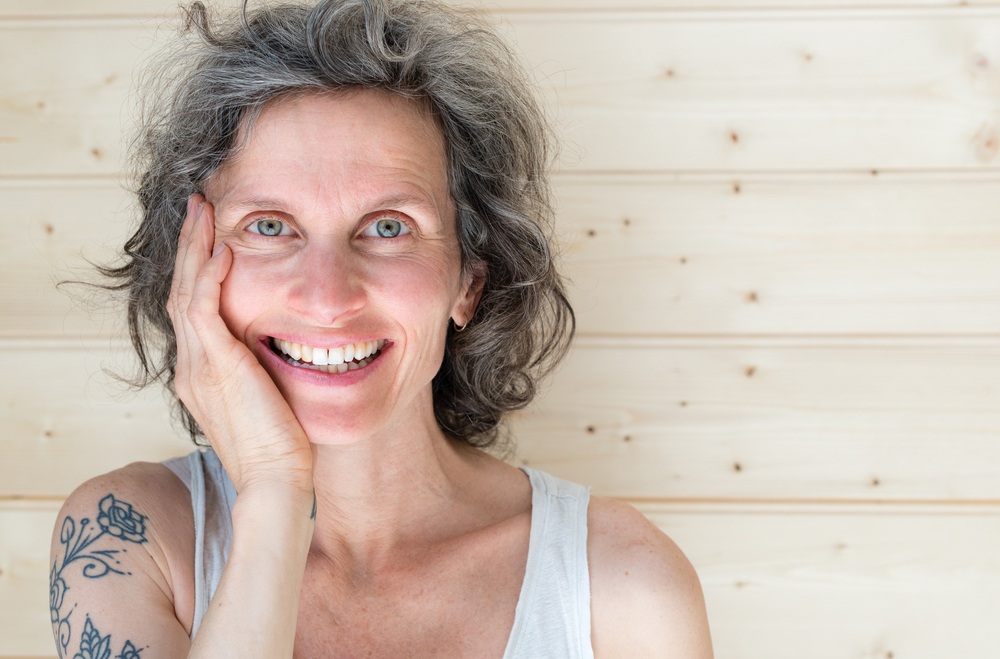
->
xmin=270 ymin=337 xmax=385 ymax=373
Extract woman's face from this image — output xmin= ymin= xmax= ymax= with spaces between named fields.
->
xmin=204 ymin=90 xmax=479 ymax=445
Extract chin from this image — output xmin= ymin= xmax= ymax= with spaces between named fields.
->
xmin=292 ymin=405 xmax=382 ymax=446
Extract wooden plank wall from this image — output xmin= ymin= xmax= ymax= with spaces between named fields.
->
xmin=2 ymin=0 xmax=999 ymax=656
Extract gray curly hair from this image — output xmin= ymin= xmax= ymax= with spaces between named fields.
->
xmin=100 ymin=0 xmax=574 ymax=450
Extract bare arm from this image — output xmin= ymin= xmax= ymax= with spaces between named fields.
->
xmin=50 ymin=469 xmax=315 ymax=658
xmin=49 ymin=465 xmax=193 ymax=659
xmin=189 ymin=484 xmax=314 ymax=657
xmin=588 ymin=496 xmax=714 ymax=659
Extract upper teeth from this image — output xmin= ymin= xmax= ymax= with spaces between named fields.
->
xmin=275 ymin=338 xmax=384 ymax=367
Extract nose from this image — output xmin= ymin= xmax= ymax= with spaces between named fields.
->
xmin=286 ymin=244 xmax=366 ymax=326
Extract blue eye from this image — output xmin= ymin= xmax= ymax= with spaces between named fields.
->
xmin=248 ymin=218 xmax=288 ymax=236
xmin=364 ymin=218 xmax=410 ymax=238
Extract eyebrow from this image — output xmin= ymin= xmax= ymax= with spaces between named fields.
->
xmin=222 ymin=191 xmax=441 ymax=217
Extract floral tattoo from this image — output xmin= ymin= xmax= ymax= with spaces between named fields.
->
xmin=50 ymin=494 xmax=150 ymax=659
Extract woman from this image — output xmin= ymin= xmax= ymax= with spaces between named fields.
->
xmin=49 ymin=1 xmax=713 ymax=657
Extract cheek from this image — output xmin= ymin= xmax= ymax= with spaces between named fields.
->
xmin=217 ymin=254 xmax=289 ymax=341
xmin=369 ymin=253 xmax=461 ymax=324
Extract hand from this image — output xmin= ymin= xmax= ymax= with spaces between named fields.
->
xmin=167 ymin=195 xmax=315 ymax=498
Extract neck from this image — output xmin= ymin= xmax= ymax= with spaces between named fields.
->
xmin=306 ymin=394 xmax=485 ymax=573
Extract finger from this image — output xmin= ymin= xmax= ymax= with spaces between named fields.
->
xmin=168 ymin=196 xmax=207 ymax=316
xmin=187 ymin=241 xmax=238 ymax=359
xmin=177 ymin=196 xmax=214 ymax=320
xmin=185 ymin=202 xmax=238 ymax=358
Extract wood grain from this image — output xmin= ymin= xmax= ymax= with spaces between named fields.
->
xmin=2 ymin=340 xmax=998 ymax=500
xmin=0 ymin=181 xmax=133 ymax=339
xmin=5 ymin=0 xmax=999 ymax=18
xmin=3 ymin=499 xmax=998 ymax=657
xmin=557 ymin=173 xmax=1000 ymax=336
xmin=0 ymin=344 xmax=193 ymax=498
xmin=510 ymin=338 xmax=1000 ymax=501
xmin=2 ymin=15 xmax=1000 ymax=176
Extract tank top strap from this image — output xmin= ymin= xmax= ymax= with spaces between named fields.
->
xmin=503 ymin=467 xmax=594 ymax=659
xmin=162 ymin=449 xmax=236 ymax=639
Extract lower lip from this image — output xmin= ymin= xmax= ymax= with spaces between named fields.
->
xmin=258 ymin=338 xmax=388 ymax=387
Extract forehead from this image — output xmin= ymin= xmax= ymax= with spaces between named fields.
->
xmin=207 ymin=90 xmax=451 ymax=217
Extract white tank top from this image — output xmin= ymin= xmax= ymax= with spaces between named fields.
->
xmin=163 ymin=449 xmax=595 ymax=658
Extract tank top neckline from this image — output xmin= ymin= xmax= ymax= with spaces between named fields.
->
xmin=163 ymin=449 xmax=594 ymax=658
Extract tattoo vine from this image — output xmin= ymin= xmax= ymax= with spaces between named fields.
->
xmin=49 ymin=494 xmax=150 ymax=659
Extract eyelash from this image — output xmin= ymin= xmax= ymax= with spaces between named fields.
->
xmin=241 ymin=214 xmax=415 ymax=239
xmin=361 ymin=216 xmax=412 ymax=239
xmin=244 ymin=217 xmax=294 ymax=237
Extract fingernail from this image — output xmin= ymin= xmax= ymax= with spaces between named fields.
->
xmin=195 ymin=203 xmax=205 ymax=222
xmin=212 ymin=242 xmax=225 ymax=257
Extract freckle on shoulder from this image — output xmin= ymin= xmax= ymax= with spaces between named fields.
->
xmin=587 ymin=495 xmax=700 ymax=592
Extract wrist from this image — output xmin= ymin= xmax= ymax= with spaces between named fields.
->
xmin=232 ymin=481 xmax=317 ymax=530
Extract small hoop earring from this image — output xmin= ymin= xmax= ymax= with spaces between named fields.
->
xmin=454 ymin=319 xmax=469 ymax=332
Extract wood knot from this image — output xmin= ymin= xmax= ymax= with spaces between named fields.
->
xmin=732 ymin=181 xmax=741 ymax=194
xmin=729 ymin=131 xmax=739 ymax=144
xmin=973 ymin=124 xmax=999 ymax=163
xmin=586 ymin=229 xmax=596 ymax=237
xmin=733 ymin=462 xmax=742 ymax=472
xmin=745 ymin=291 xmax=758 ymax=303
xmin=745 ymin=366 xmax=756 ymax=378
xmin=44 ymin=223 xmax=54 ymax=235
xmin=585 ymin=425 xmax=596 ymax=434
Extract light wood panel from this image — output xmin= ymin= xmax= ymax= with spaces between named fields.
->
xmin=0 ymin=0 xmax=242 ymax=17
xmin=512 ymin=338 xmax=1000 ymax=501
xmin=5 ymin=175 xmax=1000 ymax=339
xmin=0 ymin=181 xmax=132 ymax=339
xmin=559 ymin=174 xmax=1000 ymax=335
xmin=0 ymin=21 xmax=142 ymax=177
xmin=0 ymin=344 xmax=193 ymax=498
xmin=3 ymin=340 xmax=998 ymax=500
xmin=3 ymin=14 xmax=1000 ymax=176
xmin=513 ymin=12 xmax=1000 ymax=172
xmin=641 ymin=502 xmax=1000 ymax=659
xmin=3 ymin=0 xmax=999 ymax=17
xmin=3 ymin=500 xmax=998 ymax=657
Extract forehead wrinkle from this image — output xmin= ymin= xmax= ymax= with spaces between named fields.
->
xmin=207 ymin=92 xmax=453 ymax=227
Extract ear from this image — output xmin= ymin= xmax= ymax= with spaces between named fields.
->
xmin=451 ymin=261 xmax=486 ymax=327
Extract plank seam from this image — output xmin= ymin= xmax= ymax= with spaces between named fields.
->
xmin=4 ymin=335 xmax=1000 ymax=351
xmin=3 ymin=5 xmax=1000 ymax=24
xmin=3 ymin=169 xmax=1000 ymax=185
xmin=5 ymin=495 xmax=1000 ymax=514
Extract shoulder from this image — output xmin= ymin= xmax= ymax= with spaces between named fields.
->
xmin=56 ymin=461 xmax=196 ymax=633
xmin=586 ymin=495 xmax=713 ymax=659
